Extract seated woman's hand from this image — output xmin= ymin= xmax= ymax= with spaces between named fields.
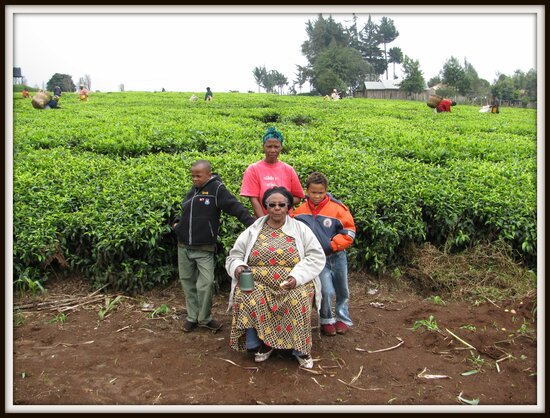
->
xmin=279 ymin=276 xmax=296 ymax=291
xmin=235 ymin=265 xmax=247 ymax=279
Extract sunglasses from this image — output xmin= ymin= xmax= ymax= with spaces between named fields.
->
xmin=267 ymin=202 xmax=288 ymax=208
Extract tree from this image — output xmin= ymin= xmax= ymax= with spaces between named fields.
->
xmin=508 ymin=68 xmax=537 ymax=101
xmin=524 ymin=68 xmax=537 ymax=101
xmin=491 ymin=69 xmax=537 ymax=103
xmin=293 ymin=65 xmax=309 ymax=94
xmin=79 ymin=74 xmax=92 ymax=90
xmin=376 ymin=17 xmax=399 ymax=80
xmin=491 ymin=74 xmax=515 ymax=101
xmin=253 ymin=67 xmax=289 ymax=94
xmin=263 ymin=71 xmax=277 ymax=94
xmin=46 ymin=73 xmax=76 ymax=93
xmin=301 ymin=14 xmax=350 ymax=66
xmin=388 ymin=47 xmax=403 ymax=79
xmin=398 ymin=55 xmax=425 ymax=94
xmin=253 ymin=66 xmax=267 ymax=93
xmin=271 ymin=70 xmax=288 ymax=95
xmin=312 ymin=46 xmax=371 ymax=95
xmin=427 ymin=75 xmax=441 ymax=88
xmin=344 ymin=13 xmax=362 ymax=51
xmin=461 ymin=59 xmax=484 ymax=98
xmin=441 ymin=56 xmax=466 ymax=95
xmin=358 ymin=15 xmax=385 ymax=79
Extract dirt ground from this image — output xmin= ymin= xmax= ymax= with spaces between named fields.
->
xmin=10 ymin=272 xmax=539 ymax=411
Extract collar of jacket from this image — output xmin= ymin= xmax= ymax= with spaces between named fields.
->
xmin=194 ymin=173 xmax=222 ymax=192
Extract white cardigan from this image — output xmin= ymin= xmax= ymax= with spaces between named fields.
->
xmin=225 ymin=215 xmax=326 ymax=313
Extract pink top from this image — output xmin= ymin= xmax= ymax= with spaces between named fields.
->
xmin=240 ymin=160 xmax=305 ymax=214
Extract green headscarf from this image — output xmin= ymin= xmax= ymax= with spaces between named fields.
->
xmin=262 ymin=127 xmax=284 ymax=145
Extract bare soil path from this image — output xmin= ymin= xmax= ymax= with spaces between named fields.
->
xmin=10 ymin=273 xmax=538 ymax=411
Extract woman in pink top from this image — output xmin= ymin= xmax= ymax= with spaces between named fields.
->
xmin=240 ymin=127 xmax=305 ymax=218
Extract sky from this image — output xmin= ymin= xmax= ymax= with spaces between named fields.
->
xmin=7 ymin=5 xmax=542 ymax=94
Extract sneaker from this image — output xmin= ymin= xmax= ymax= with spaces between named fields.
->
xmin=199 ymin=319 xmax=223 ymax=332
xmin=294 ymin=353 xmax=314 ymax=369
xmin=254 ymin=344 xmax=274 ymax=363
xmin=182 ymin=320 xmax=198 ymax=333
xmin=321 ymin=323 xmax=337 ymax=336
xmin=335 ymin=321 xmax=349 ymax=335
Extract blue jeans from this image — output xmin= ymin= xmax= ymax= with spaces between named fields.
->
xmin=319 ymin=251 xmax=352 ymax=327
xmin=245 ymin=328 xmax=306 ymax=357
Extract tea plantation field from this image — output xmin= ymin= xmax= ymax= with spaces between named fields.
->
xmin=11 ymin=92 xmax=537 ymax=293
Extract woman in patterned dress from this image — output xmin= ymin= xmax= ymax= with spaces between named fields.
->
xmin=225 ymin=186 xmax=326 ymax=369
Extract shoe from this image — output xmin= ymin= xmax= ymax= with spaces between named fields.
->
xmin=183 ymin=320 xmax=198 ymax=333
xmin=321 ymin=323 xmax=337 ymax=336
xmin=335 ymin=321 xmax=349 ymax=335
xmin=254 ymin=344 xmax=274 ymax=363
xmin=294 ymin=353 xmax=314 ymax=369
xmin=199 ymin=319 xmax=223 ymax=332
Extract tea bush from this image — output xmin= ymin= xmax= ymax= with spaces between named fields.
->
xmin=11 ymin=92 xmax=537 ymax=292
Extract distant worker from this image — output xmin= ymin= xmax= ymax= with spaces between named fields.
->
xmin=436 ymin=98 xmax=456 ymax=113
xmin=330 ymin=89 xmax=340 ymax=100
xmin=79 ymin=85 xmax=90 ymax=101
xmin=44 ymin=95 xmax=61 ymax=109
xmin=22 ymin=88 xmax=30 ymax=98
xmin=53 ymin=85 xmax=62 ymax=97
xmin=205 ymin=87 xmax=213 ymax=101
xmin=491 ymin=96 xmax=500 ymax=114
xmin=31 ymin=90 xmax=52 ymax=109
xmin=479 ymin=105 xmax=491 ymax=113
xmin=190 ymin=94 xmax=198 ymax=102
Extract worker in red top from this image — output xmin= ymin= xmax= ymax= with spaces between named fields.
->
xmin=436 ymin=99 xmax=457 ymax=113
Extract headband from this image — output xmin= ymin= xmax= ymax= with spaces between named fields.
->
xmin=262 ymin=127 xmax=284 ymax=145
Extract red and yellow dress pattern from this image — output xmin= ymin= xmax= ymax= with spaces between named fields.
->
xmin=229 ymin=223 xmax=315 ymax=355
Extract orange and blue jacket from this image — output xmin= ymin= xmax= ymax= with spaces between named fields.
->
xmin=293 ymin=194 xmax=356 ymax=256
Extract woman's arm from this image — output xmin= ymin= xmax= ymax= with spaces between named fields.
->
xmin=225 ymin=227 xmax=253 ymax=279
xmin=249 ymin=197 xmax=265 ymax=219
xmin=289 ymin=222 xmax=326 ymax=286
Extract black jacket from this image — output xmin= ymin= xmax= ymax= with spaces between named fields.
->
xmin=174 ymin=173 xmax=255 ymax=246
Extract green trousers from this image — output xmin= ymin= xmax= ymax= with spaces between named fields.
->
xmin=177 ymin=245 xmax=216 ymax=325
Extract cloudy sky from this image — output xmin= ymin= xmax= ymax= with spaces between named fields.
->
xmin=7 ymin=5 xmax=542 ymax=93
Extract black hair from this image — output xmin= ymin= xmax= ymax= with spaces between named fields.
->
xmin=305 ymin=171 xmax=328 ymax=189
xmin=451 ymin=101 xmax=457 ymax=106
xmin=262 ymin=186 xmax=293 ymax=209
xmin=191 ymin=159 xmax=212 ymax=172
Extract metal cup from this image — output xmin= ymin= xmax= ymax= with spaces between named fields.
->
xmin=239 ymin=267 xmax=254 ymax=291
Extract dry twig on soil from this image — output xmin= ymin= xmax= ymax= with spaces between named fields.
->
xmin=299 ymin=368 xmax=324 ymax=375
xmin=355 ymin=336 xmax=404 ymax=353
xmin=14 ymin=284 xmax=113 ymax=313
xmin=216 ymin=358 xmax=259 ymax=372
xmin=349 ymin=366 xmax=363 ymax=385
xmin=337 ymin=379 xmax=383 ymax=391
xmin=417 ymin=367 xmax=451 ymax=380
xmin=445 ymin=328 xmax=477 ymax=351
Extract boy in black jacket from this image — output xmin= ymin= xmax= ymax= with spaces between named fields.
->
xmin=172 ymin=160 xmax=255 ymax=333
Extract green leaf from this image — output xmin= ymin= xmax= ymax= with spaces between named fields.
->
xmin=457 ymin=392 xmax=480 ymax=405
xmin=461 ymin=370 xmax=479 ymax=376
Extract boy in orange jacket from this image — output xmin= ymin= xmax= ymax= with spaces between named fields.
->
xmin=293 ymin=172 xmax=356 ymax=336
